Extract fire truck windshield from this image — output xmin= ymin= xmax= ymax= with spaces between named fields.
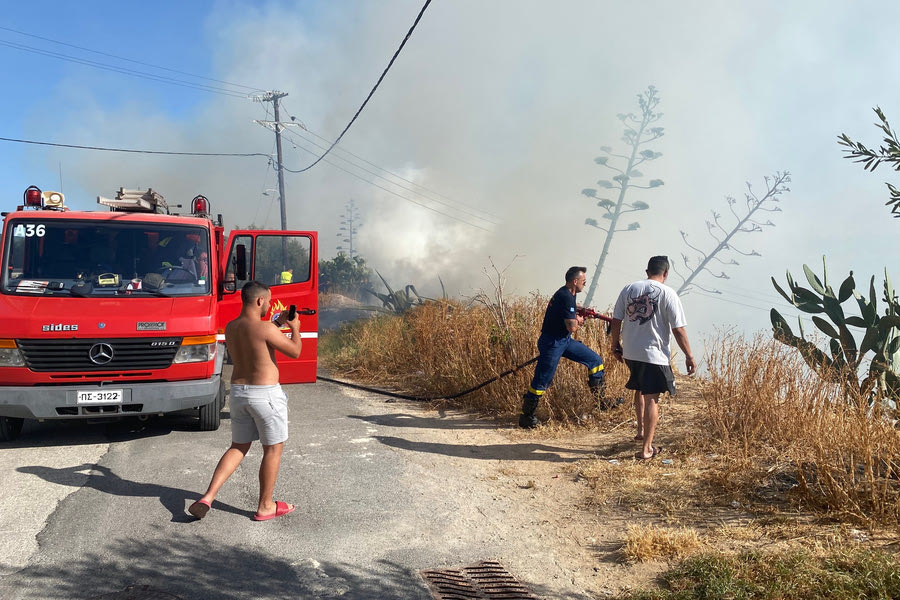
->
xmin=2 ymin=219 xmax=211 ymax=297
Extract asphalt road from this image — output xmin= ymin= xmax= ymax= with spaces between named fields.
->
xmin=0 ymin=374 xmax=596 ymax=600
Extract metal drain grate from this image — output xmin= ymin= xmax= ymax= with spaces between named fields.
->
xmin=89 ymin=585 xmax=183 ymax=600
xmin=421 ymin=560 xmax=538 ymax=599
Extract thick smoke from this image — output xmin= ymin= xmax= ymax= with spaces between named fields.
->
xmin=17 ymin=0 xmax=900 ymax=346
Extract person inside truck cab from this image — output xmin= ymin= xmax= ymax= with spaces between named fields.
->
xmin=157 ymin=236 xmax=204 ymax=282
xmin=138 ymin=232 xmax=181 ymax=275
xmin=196 ymin=251 xmax=209 ymax=278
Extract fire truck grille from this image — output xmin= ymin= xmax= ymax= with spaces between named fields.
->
xmin=17 ymin=338 xmax=182 ymax=372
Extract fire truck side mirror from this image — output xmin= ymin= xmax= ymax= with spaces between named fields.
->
xmin=235 ymin=244 xmax=247 ymax=280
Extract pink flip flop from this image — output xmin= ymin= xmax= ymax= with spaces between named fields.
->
xmin=253 ymin=500 xmax=295 ymax=522
xmin=634 ymin=446 xmax=662 ymax=461
xmin=188 ymin=499 xmax=211 ymax=519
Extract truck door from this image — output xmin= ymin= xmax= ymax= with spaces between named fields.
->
xmin=217 ymin=230 xmax=318 ymax=384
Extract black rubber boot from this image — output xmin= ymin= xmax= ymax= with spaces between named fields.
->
xmin=590 ymin=375 xmax=624 ymax=410
xmin=598 ymin=396 xmax=625 ymax=410
xmin=588 ymin=375 xmax=606 ymax=398
xmin=519 ymin=393 xmax=540 ymax=429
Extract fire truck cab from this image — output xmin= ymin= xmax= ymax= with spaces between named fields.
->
xmin=0 ymin=186 xmax=318 ymax=441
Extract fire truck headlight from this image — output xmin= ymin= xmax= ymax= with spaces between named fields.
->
xmin=174 ymin=336 xmax=217 ymax=364
xmin=0 ymin=340 xmax=25 ymax=367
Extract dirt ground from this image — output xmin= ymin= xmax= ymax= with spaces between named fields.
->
xmin=337 ymin=376 xmax=704 ymax=598
xmin=342 ymin=373 xmax=900 ymax=599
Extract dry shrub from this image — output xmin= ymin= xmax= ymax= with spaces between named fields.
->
xmin=702 ymin=331 xmax=900 ymax=525
xmin=320 ymin=295 xmax=628 ymax=424
xmin=624 ymin=523 xmax=702 ymax=562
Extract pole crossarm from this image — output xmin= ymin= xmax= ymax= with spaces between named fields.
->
xmin=253 ymin=120 xmax=308 ymax=132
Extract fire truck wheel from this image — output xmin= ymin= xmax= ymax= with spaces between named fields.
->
xmin=0 ymin=417 xmax=24 ymax=442
xmin=218 ymin=378 xmax=227 ymax=410
xmin=199 ymin=381 xmax=224 ymax=431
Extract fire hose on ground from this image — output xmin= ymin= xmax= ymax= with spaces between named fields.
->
xmin=317 ymin=356 xmax=538 ymax=402
xmin=316 ymin=308 xmax=613 ymax=402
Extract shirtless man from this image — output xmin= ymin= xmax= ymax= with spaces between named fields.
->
xmin=188 ymin=281 xmax=302 ymax=521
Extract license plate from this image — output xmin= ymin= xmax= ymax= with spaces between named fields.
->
xmin=77 ymin=389 xmax=123 ymax=404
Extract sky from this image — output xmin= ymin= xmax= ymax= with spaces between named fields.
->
xmin=1 ymin=0 xmax=899 ymax=359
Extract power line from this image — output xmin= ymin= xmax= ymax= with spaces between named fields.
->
xmin=281 ymin=99 xmax=502 ymax=223
xmin=697 ymin=285 xmax=874 ymax=333
xmin=252 ymin=142 xmax=278 ymax=227
xmin=0 ymin=131 xmax=495 ymax=231
xmin=598 ymin=266 xmax=855 ymax=330
xmin=690 ymin=289 xmax=785 ymax=314
xmin=283 ymin=123 xmax=501 ymax=224
xmin=285 ymin=134 xmax=493 ymax=232
xmin=286 ymin=134 xmax=493 ymax=231
xmin=0 ymin=38 xmax=250 ymax=98
xmin=280 ymin=126 xmax=499 ymax=227
xmin=0 ymin=25 xmax=263 ymax=93
xmin=0 ymin=136 xmax=270 ymax=158
xmin=689 ymin=289 xmax=826 ymax=329
xmin=262 ymin=190 xmax=278 ymax=229
xmin=290 ymin=0 xmax=432 ymax=173
xmin=681 ymin=280 xmax=788 ymax=307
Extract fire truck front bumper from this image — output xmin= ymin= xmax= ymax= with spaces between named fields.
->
xmin=0 ymin=376 xmax=222 ymax=420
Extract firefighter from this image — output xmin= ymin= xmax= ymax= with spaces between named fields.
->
xmin=519 ymin=266 xmax=612 ymax=428
xmin=279 ymin=268 xmax=293 ymax=284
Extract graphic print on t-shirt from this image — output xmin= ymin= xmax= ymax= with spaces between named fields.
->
xmin=625 ymin=283 xmax=661 ymax=325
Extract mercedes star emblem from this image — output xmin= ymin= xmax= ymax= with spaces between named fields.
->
xmin=88 ymin=343 xmax=114 ymax=365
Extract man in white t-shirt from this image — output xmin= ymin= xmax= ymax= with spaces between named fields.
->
xmin=610 ymin=256 xmax=695 ymax=460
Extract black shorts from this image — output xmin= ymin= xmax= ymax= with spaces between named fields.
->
xmin=625 ymin=359 xmax=676 ymax=396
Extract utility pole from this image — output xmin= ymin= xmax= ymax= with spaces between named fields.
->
xmin=253 ymin=91 xmax=289 ymax=230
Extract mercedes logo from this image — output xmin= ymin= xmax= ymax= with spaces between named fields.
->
xmin=88 ymin=343 xmax=114 ymax=365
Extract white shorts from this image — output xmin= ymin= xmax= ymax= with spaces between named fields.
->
xmin=229 ymin=384 xmax=289 ymax=446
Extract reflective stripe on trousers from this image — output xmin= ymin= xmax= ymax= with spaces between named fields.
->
xmin=526 ymin=333 xmax=604 ymax=396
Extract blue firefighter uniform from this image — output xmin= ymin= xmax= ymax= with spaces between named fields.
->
xmin=520 ymin=285 xmax=606 ymax=428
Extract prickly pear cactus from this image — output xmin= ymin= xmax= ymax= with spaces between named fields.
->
xmin=770 ymin=256 xmax=900 ymax=407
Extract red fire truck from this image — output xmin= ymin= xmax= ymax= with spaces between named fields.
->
xmin=0 ymin=186 xmax=318 ymax=441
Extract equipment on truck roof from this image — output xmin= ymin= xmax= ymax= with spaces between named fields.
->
xmin=97 ymin=188 xmax=168 ymax=214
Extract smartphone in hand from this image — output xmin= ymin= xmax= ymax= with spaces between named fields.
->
xmin=287 ymin=304 xmax=297 ymax=320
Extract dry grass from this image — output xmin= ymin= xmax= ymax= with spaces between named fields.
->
xmin=578 ymin=455 xmax=720 ymax=517
xmin=712 ymin=519 xmax=877 ymax=553
xmin=320 ymin=295 xmax=629 ymax=425
xmin=702 ymin=332 xmax=900 ymax=526
xmin=321 ymin=299 xmax=900 ymax=528
xmin=624 ymin=523 xmax=702 ymax=562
